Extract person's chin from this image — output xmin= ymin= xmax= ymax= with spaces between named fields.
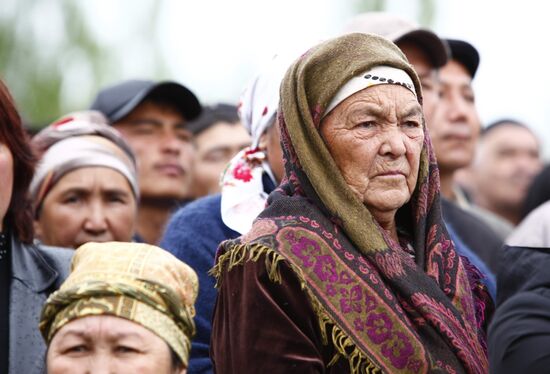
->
xmin=143 ymin=186 xmax=190 ymax=201
xmin=366 ymin=192 xmax=410 ymax=210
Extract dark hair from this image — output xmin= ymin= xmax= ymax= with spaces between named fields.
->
xmin=0 ymin=80 xmax=36 ymax=243
xmin=169 ymin=346 xmax=184 ymax=371
xmin=521 ymin=164 xmax=550 ymax=219
xmin=186 ymin=103 xmax=239 ymax=135
xmin=481 ymin=118 xmax=529 ymax=137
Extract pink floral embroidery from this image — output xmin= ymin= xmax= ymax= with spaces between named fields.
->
xmin=344 ymin=251 xmax=355 ymax=261
xmin=232 ymin=162 xmax=253 ymax=182
xmin=241 ymin=218 xmax=278 ymax=243
xmin=339 ymin=270 xmax=354 ymax=285
xmin=326 ymin=284 xmax=337 ymax=296
xmin=339 ymin=284 xmax=363 ymax=314
xmin=354 ymin=317 xmax=365 ymax=331
xmin=375 ymin=252 xmax=405 ymax=278
xmin=365 ymin=312 xmax=392 ymax=344
xmin=381 ymin=331 xmax=414 ymax=369
xmin=313 ymin=255 xmax=338 ymax=283
xmin=287 ymin=233 xmax=321 ymax=268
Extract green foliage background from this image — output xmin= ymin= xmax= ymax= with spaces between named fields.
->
xmin=0 ymin=0 xmax=434 ymax=129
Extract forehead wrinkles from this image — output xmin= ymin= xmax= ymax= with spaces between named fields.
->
xmin=344 ymin=88 xmax=419 ymax=122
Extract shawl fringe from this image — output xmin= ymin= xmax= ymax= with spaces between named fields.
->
xmin=210 ymin=243 xmax=381 ymax=374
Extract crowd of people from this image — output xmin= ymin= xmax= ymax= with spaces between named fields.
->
xmin=1 ymin=11 xmax=549 ymax=374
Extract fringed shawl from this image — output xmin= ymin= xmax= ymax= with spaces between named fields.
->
xmin=212 ymin=33 xmax=490 ymax=373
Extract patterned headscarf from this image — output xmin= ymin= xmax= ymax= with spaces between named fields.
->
xmin=213 ymin=33 xmax=490 ymax=373
xmin=40 ymin=242 xmax=198 ymax=367
xmin=30 ymin=111 xmax=139 ymax=211
xmin=220 ymin=54 xmax=294 ymax=234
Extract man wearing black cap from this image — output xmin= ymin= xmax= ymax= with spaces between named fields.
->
xmin=433 ymin=39 xmax=481 ymax=201
xmin=442 ymin=40 xmax=519 ymax=241
xmin=90 ymin=80 xmax=202 ymax=244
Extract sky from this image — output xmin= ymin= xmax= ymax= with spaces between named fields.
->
xmin=5 ymin=0 xmax=550 ymax=157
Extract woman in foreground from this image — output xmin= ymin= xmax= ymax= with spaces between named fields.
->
xmin=40 ymin=241 xmax=198 ymax=374
xmin=211 ymin=33 xmax=491 ymax=373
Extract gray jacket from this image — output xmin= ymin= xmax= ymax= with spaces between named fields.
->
xmin=9 ymin=237 xmax=72 ymax=374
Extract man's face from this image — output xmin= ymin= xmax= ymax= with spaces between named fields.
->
xmin=429 ymin=60 xmax=481 ymax=173
xmin=192 ymin=121 xmax=251 ymax=197
xmin=397 ymin=41 xmax=440 ymax=124
xmin=114 ymin=101 xmax=195 ymax=201
xmin=474 ymin=124 xmax=542 ymax=219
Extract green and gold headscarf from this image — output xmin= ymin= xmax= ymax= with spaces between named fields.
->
xmin=40 ymin=241 xmax=198 ymax=367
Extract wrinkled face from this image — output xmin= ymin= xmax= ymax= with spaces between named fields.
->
xmin=114 ymin=102 xmax=195 ymax=201
xmin=0 ymin=142 xmax=13 ymax=230
xmin=429 ymin=60 xmax=481 ymax=173
xmin=47 ymin=315 xmax=185 ymax=374
xmin=35 ymin=167 xmax=137 ymax=249
xmin=320 ymin=84 xmax=424 ymax=217
xmin=474 ymin=124 xmax=542 ymax=214
xmin=192 ymin=121 xmax=251 ymax=197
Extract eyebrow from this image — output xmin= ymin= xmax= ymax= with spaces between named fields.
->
xmin=128 ymin=118 xmax=188 ymax=129
xmin=350 ymin=102 xmax=421 ymax=118
xmin=351 ymin=103 xmax=385 ymax=117
xmin=59 ymin=186 xmax=132 ymax=197
xmin=56 ymin=328 xmax=145 ymax=341
xmin=102 ymin=188 xmax=132 ymax=196
xmin=59 ymin=187 xmax=90 ymax=196
xmin=56 ymin=329 xmax=89 ymax=340
xmin=440 ymin=81 xmax=473 ymax=91
xmin=399 ymin=105 xmax=423 ymax=118
xmin=128 ymin=118 xmax=163 ymax=127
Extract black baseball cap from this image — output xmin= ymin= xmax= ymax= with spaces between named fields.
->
xmin=445 ymin=39 xmax=480 ymax=78
xmin=342 ymin=12 xmax=450 ymax=68
xmin=90 ymin=80 xmax=202 ymax=123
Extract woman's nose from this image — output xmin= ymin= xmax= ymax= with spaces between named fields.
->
xmin=379 ymin=128 xmax=406 ymax=157
xmin=83 ymin=202 xmax=108 ymax=234
xmin=87 ymin=352 xmax=114 ymax=374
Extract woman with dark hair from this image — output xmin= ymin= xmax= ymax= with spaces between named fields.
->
xmin=0 ymin=80 xmax=72 ymax=374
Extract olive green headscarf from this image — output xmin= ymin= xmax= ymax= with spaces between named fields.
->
xmin=280 ymin=32 xmax=425 ymax=257
xmin=40 ymin=242 xmax=198 ymax=367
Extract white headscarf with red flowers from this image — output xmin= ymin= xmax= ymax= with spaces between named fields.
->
xmin=220 ymin=54 xmax=294 ymax=234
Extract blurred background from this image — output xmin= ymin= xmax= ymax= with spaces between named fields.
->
xmin=1 ymin=0 xmax=548 ymax=157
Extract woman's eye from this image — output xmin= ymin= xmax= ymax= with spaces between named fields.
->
xmin=358 ymin=121 xmax=375 ymax=128
xmin=109 ymin=196 xmax=125 ymax=204
xmin=115 ymin=345 xmax=139 ymax=354
xmin=63 ymin=195 xmax=80 ymax=204
xmin=64 ymin=344 xmax=88 ymax=354
xmin=402 ymin=120 xmax=421 ymax=128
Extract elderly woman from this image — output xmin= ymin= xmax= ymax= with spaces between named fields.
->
xmin=39 ymin=241 xmax=198 ymax=373
xmin=210 ymin=33 xmax=491 ymax=373
xmin=31 ymin=111 xmax=139 ymax=248
xmin=0 ymin=80 xmax=72 ymax=374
